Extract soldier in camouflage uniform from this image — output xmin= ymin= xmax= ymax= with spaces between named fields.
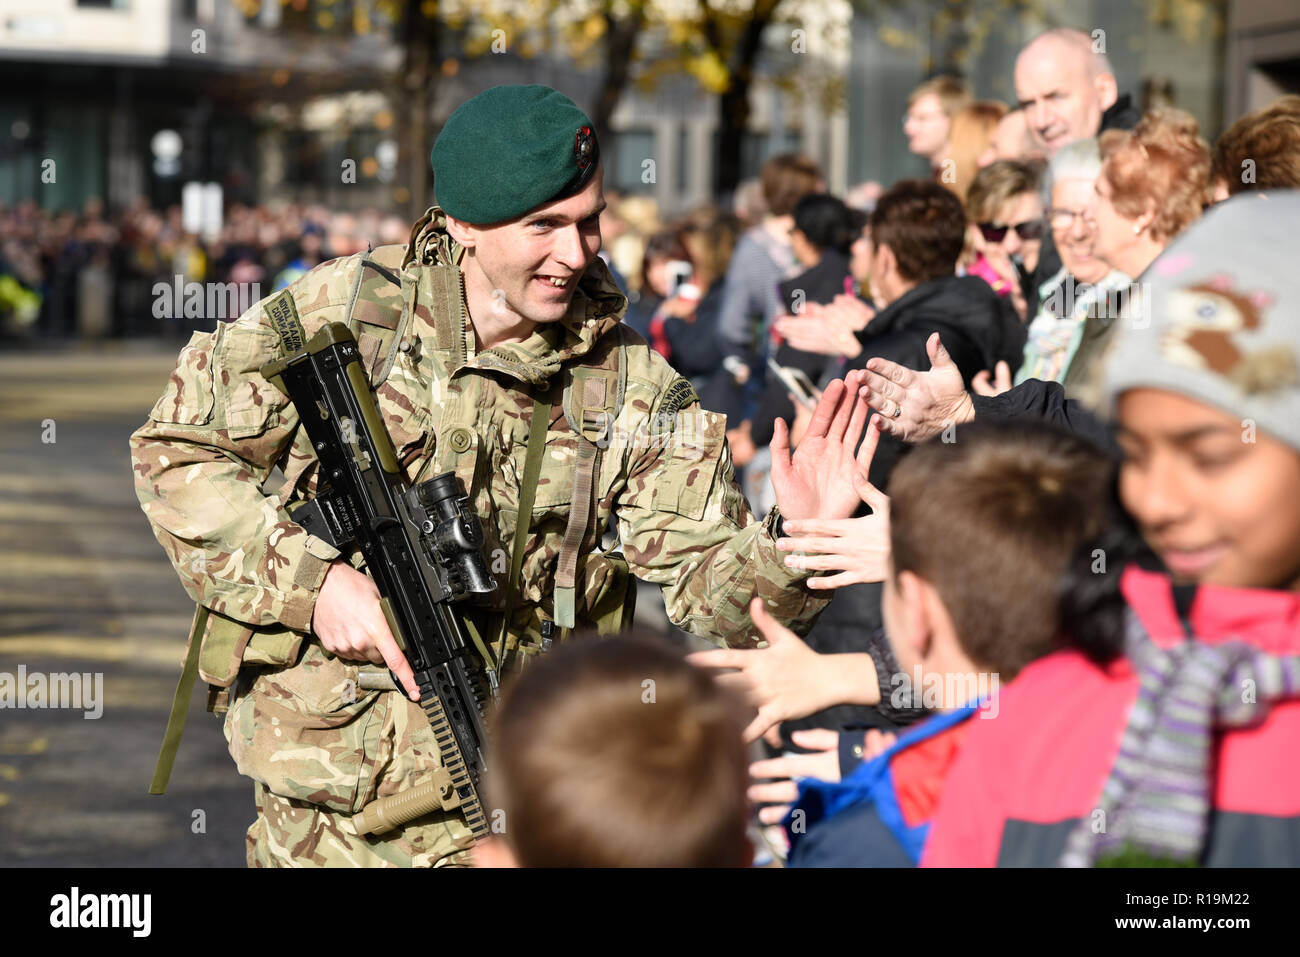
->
xmin=131 ymin=85 xmax=874 ymax=867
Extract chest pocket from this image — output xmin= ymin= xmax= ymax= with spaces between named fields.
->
xmin=221 ymin=324 xmax=290 ymax=439
xmin=502 ymin=365 xmax=624 ymax=515
xmin=648 ymin=408 xmax=727 ymax=522
xmin=480 ymin=404 xmax=586 ymax=525
xmin=149 ymin=328 xmax=220 ymax=426
xmin=373 ymin=351 xmax=433 ymax=476
xmin=531 ymin=408 xmax=584 ymax=511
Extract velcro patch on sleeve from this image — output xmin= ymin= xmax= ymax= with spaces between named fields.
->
xmin=264 ymin=291 xmax=306 ymax=355
xmin=655 ymin=376 xmax=699 ymax=424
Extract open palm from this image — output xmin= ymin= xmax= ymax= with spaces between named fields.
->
xmin=770 ymin=369 xmax=873 ymax=522
xmin=778 ymin=415 xmax=890 ymax=587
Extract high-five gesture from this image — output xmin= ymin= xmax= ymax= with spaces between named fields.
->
xmin=770 ymin=369 xmax=873 ymax=521
xmin=778 ymin=415 xmax=891 ymax=588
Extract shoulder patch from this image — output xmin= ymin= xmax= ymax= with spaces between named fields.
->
xmin=656 ymin=376 xmax=699 ymax=422
xmin=264 ymin=290 xmax=306 ymax=355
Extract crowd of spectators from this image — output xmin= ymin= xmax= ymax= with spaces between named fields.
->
xmin=479 ymin=28 xmax=1300 ymax=870
xmin=0 ymin=198 xmax=409 ymax=339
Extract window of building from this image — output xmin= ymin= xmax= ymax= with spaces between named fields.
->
xmin=711 ymin=128 xmax=804 ymax=181
xmin=610 ymin=129 xmax=656 ymax=195
xmin=242 ymin=0 xmax=360 ymax=35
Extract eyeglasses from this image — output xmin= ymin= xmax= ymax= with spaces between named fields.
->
xmin=902 ymin=111 xmax=945 ymax=128
xmin=1048 ymin=208 xmax=1098 ymax=231
xmin=978 ymin=220 xmax=1043 ymax=243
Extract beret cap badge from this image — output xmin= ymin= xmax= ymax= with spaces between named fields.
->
xmin=575 ymin=125 xmax=595 ymax=170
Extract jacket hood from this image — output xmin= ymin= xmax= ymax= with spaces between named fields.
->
xmin=1121 ymin=565 xmax=1300 ymax=656
xmin=405 ymin=206 xmax=629 ymax=386
xmin=869 ymin=274 xmax=1025 ymax=369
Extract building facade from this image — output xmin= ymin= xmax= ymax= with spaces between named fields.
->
xmin=3 ymin=1 xmax=1290 ymax=218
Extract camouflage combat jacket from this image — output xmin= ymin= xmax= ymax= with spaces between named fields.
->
xmin=130 ymin=208 xmax=830 ymax=687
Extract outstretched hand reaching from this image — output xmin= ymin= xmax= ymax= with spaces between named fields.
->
xmin=777 ymin=415 xmax=890 ymax=588
xmin=770 ymin=369 xmax=874 ymax=522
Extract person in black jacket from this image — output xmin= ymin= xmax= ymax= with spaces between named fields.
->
xmin=858 ymin=329 xmax=1113 ymax=454
xmin=780 ymin=179 xmax=1026 ymax=489
xmin=755 ymin=181 xmax=1024 ymax=754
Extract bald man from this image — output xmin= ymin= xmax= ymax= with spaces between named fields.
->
xmin=1013 ymin=28 xmax=1139 ymax=314
xmin=1014 ymin=28 xmax=1140 ymax=156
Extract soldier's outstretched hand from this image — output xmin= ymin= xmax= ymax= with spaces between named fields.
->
xmin=776 ymin=415 xmax=891 ymax=588
xmin=769 ymin=369 xmax=871 ymax=522
xmin=313 ymin=561 xmax=421 ymax=701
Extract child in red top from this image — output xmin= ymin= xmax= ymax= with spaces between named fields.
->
xmin=786 ymin=419 xmax=1112 ymax=866
xmin=924 ymin=191 xmax=1300 ymax=867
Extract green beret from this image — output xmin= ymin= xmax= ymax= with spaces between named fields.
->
xmin=431 ymin=85 xmax=600 ymax=225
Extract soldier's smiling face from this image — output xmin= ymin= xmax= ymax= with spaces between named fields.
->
xmin=452 ymin=169 xmax=606 ymax=326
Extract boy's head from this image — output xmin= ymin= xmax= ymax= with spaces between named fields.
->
xmin=882 ymin=420 xmax=1111 ymax=694
xmin=866 ymin=179 xmax=967 ymax=305
xmin=476 ymin=633 xmax=751 ymax=868
xmin=1102 ymin=190 xmax=1300 ymax=592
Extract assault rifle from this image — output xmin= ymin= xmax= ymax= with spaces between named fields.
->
xmin=261 ymin=322 xmax=497 ymax=840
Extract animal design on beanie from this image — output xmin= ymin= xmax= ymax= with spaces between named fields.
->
xmin=1161 ymin=275 xmax=1299 ymax=394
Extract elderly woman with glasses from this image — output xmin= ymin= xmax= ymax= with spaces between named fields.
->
xmin=1057 ymin=110 xmax=1208 ymax=400
xmin=977 ymin=113 xmax=1211 ymax=400
xmin=1010 ymin=138 xmax=1135 ymax=393
xmin=1093 ymin=108 xmax=1211 ymax=279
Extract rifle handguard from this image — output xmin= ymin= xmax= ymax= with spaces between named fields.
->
xmin=354 ymin=767 xmax=460 ymax=836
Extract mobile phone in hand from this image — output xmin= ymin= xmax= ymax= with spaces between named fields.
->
xmin=766 ymin=358 xmax=818 ymax=409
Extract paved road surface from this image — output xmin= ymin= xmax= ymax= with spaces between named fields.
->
xmin=0 ymin=343 xmax=689 ymax=867
xmin=0 ymin=345 xmax=248 ymax=866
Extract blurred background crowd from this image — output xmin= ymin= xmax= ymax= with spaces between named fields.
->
xmin=0 ymin=196 xmax=413 ymax=336
xmin=2 ymin=4 xmax=1298 ymax=538
xmin=0 ymin=0 xmax=1292 ymax=350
